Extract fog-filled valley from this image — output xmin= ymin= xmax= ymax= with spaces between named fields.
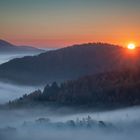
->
xmin=0 ymin=106 xmax=140 ymax=140
xmin=0 ymin=44 xmax=140 ymax=140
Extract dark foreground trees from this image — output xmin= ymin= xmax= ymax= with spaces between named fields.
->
xmin=8 ymin=68 xmax=140 ymax=108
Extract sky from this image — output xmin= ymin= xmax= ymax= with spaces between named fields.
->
xmin=0 ymin=0 xmax=140 ymax=48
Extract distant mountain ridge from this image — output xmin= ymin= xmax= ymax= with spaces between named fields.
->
xmin=0 ymin=42 xmax=140 ymax=85
xmin=0 ymin=39 xmax=44 ymax=53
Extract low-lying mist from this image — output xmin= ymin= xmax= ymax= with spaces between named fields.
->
xmin=0 ymin=81 xmax=42 ymax=104
xmin=0 ymin=52 xmax=41 ymax=64
xmin=0 ymin=106 xmax=140 ymax=140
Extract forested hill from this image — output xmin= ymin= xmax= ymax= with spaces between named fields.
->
xmin=8 ymin=68 xmax=140 ymax=108
xmin=0 ymin=43 xmax=139 ymax=85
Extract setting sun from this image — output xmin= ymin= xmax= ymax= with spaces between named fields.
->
xmin=127 ymin=43 xmax=136 ymax=50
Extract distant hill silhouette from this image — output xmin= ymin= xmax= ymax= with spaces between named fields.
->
xmin=0 ymin=43 xmax=140 ymax=85
xmin=0 ymin=39 xmax=44 ymax=53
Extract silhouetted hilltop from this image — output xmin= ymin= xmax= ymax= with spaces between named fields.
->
xmin=0 ymin=39 xmax=44 ymax=53
xmin=0 ymin=43 xmax=139 ymax=85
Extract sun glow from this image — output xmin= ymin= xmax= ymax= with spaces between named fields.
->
xmin=127 ymin=43 xmax=136 ymax=50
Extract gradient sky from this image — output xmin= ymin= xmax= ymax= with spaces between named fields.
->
xmin=0 ymin=0 xmax=140 ymax=48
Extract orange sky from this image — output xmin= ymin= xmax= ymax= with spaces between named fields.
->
xmin=0 ymin=0 xmax=140 ymax=48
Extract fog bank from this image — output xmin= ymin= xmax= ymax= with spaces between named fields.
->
xmin=0 ymin=81 xmax=40 ymax=103
xmin=0 ymin=106 xmax=140 ymax=140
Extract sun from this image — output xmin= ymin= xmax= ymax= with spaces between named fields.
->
xmin=127 ymin=43 xmax=136 ymax=50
